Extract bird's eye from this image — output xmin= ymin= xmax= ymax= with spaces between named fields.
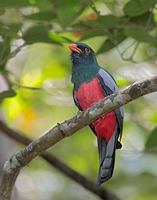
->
xmin=85 ymin=47 xmax=90 ymax=54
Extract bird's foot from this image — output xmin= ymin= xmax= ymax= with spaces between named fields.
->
xmin=57 ymin=123 xmax=66 ymax=137
xmin=77 ymin=110 xmax=82 ymax=115
xmin=116 ymin=141 xmax=122 ymax=149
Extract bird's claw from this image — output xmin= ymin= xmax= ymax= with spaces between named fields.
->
xmin=57 ymin=123 xmax=66 ymax=137
xmin=77 ymin=110 xmax=82 ymax=115
xmin=116 ymin=141 xmax=122 ymax=149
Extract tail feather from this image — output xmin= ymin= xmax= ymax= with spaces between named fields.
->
xmin=98 ymin=153 xmax=115 ymax=184
xmin=97 ymin=129 xmax=118 ymax=184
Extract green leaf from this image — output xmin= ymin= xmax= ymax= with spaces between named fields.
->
xmin=23 ymin=25 xmax=52 ymax=44
xmin=79 ymin=15 xmax=127 ymax=29
xmin=55 ymin=0 xmax=86 ymax=27
xmin=124 ymin=0 xmax=157 ymax=17
xmin=0 ymin=40 xmax=11 ymax=65
xmin=0 ymin=89 xmax=16 ymax=101
xmin=124 ymin=26 xmax=156 ymax=44
xmin=116 ymin=76 xmax=131 ymax=87
xmin=98 ymin=15 xmax=127 ymax=28
xmin=0 ymin=8 xmax=5 ymax=16
xmin=97 ymin=39 xmax=115 ymax=54
xmin=0 ymin=23 xmax=9 ymax=35
xmin=128 ymin=12 xmax=155 ymax=27
xmin=97 ymin=31 xmax=125 ymax=54
xmin=0 ymin=23 xmax=21 ymax=37
xmin=145 ymin=126 xmax=157 ymax=150
xmin=48 ymin=32 xmax=73 ymax=44
xmin=0 ymin=0 xmax=30 ymax=7
xmin=80 ymin=30 xmax=106 ymax=40
xmin=25 ymin=11 xmax=56 ymax=21
xmin=23 ymin=26 xmax=72 ymax=45
xmin=8 ymin=23 xmax=22 ymax=35
xmin=72 ymin=21 xmax=90 ymax=30
xmin=33 ymin=0 xmax=52 ymax=10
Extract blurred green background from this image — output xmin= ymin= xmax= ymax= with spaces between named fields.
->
xmin=0 ymin=0 xmax=157 ymax=199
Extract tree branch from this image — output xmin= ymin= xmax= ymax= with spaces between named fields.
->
xmin=0 ymin=120 xmax=119 ymax=200
xmin=0 ymin=75 xmax=157 ymax=200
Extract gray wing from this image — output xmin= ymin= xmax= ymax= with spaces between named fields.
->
xmin=97 ymin=68 xmax=124 ymax=140
xmin=96 ymin=68 xmax=124 ymax=183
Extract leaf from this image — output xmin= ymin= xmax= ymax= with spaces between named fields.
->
xmin=79 ymin=15 xmax=127 ymax=29
xmin=72 ymin=21 xmax=90 ymax=29
xmin=124 ymin=26 xmax=156 ymax=44
xmin=0 ymin=23 xmax=10 ymax=35
xmin=23 ymin=26 xmax=72 ymax=45
xmin=73 ymin=15 xmax=128 ymax=40
xmin=98 ymin=15 xmax=127 ymax=28
xmin=0 ymin=8 xmax=5 ymax=16
xmin=129 ymin=12 xmax=155 ymax=27
xmin=0 ymin=89 xmax=16 ymax=101
xmin=97 ymin=39 xmax=115 ymax=54
xmin=48 ymin=32 xmax=73 ymax=44
xmin=25 ymin=11 xmax=56 ymax=21
xmin=124 ymin=0 xmax=157 ymax=17
xmin=8 ymin=23 xmax=22 ymax=35
xmin=33 ymin=0 xmax=52 ymax=10
xmin=116 ymin=76 xmax=131 ymax=87
xmin=0 ymin=40 xmax=11 ymax=65
xmin=73 ymin=15 xmax=127 ymax=40
xmin=55 ymin=0 xmax=86 ymax=27
xmin=0 ymin=23 xmax=21 ymax=37
xmin=97 ymin=31 xmax=125 ymax=54
xmin=61 ymin=36 xmax=74 ymax=43
xmin=23 ymin=25 xmax=52 ymax=44
xmin=80 ymin=30 xmax=106 ymax=40
xmin=0 ymin=0 xmax=30 ymax=7
xmin=145 ymin=127 xmax=157 ymax=151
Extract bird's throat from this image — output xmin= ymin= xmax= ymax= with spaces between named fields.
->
xmin=72 ymin=63 xmax=99 ymax=90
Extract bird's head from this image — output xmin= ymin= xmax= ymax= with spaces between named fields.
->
xmin=68 ymin=42 xmax=97 ymax=65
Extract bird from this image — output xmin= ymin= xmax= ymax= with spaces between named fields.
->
xmin=68 ymin=42 xmax=124 ymax=184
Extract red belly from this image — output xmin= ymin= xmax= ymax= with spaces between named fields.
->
xmin=76 ymin=77 xmax=116 ymax=141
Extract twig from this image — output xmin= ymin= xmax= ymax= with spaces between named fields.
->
xmin=107 ymin=11 xmax=154 ymax=62
xmin=14 ymin=83 xmax=42 ymax=90
xmin=89 ymin=0 xmax=100 ymax=16
xmin=8 ymin=43 xmax=26 ymax=60
xmin=0 ymin=120 xmax=119 ymax=200
xmin=1 ymin=43 xmax=26 ymax=67
xmin=120 ymin=40 xmax=137 ymax=57
xmin=120 ymin=42 xmax=140 ymax=63
xmin=0 ymin=75 xmax=157 ymax=200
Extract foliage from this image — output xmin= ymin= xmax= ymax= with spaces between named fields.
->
xmin=0 ymin=0 xmax=157 ymax=200
xmin=0 ymin=89 xmax=16 ymax=101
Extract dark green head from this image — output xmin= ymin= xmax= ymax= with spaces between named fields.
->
xmin=69 ymin=42 xmax=100 ymax=88
xmin=69 ymin=42 xmax=98 ymax=65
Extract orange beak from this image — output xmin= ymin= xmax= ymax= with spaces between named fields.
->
xmin=68 ymin=43 xmax=82 ymax=53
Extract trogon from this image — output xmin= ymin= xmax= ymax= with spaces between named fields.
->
xmin=69 ymin=42 xmax=124 ymax=184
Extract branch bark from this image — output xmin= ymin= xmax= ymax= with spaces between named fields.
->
xmin=0 ymin=75 xmax=157 ymax=200
xmin=0 ymin=120 xmax=119 ymax=200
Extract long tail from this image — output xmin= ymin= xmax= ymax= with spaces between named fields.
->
xmin=97 ymin=130 xmax=119 ymax=184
